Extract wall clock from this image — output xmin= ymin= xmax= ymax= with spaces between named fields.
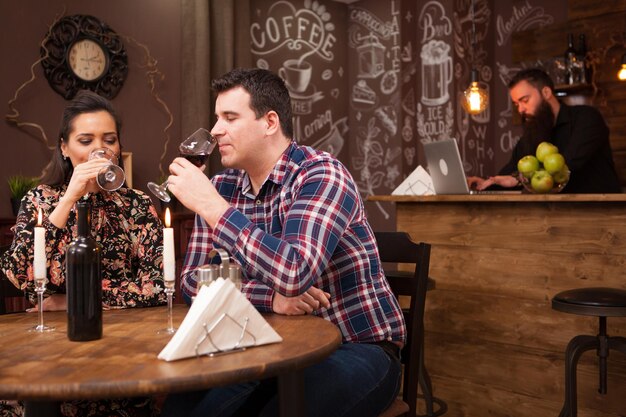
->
xmin=40 ymin=14 xmax=128 ymax=100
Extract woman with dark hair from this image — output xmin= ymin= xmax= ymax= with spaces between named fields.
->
xmin=2 ymin=89 xmax=165 ymax=309
xmin=0 ymin=90 xmax=164 ymax=415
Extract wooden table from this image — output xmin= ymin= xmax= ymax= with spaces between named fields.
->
xmin=369 ymin=194 xmax=626 ymax=417
xmin=0 ymin=305 xmax=342 ymax=417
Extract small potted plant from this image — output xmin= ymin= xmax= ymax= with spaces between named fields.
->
xmin=8 ymin=175 xmax=39 ymax=216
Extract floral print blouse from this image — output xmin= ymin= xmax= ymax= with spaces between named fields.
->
xmin=0 ymin=185 xmax=166 ymax=308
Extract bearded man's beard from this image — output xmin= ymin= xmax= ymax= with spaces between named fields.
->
xmin=521 ymin=99 xmax=555 ymax=149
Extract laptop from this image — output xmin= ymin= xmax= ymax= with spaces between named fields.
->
xmin=422 ymin=139 xmax=522 ymax=195
xmin=423 ymin=139 xmax=472 ymax=194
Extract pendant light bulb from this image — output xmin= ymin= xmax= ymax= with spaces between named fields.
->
xmin=618 ymin=54 xmax=626 ymax=81
xmin=463 ymin=69 xmax=489 ymax=115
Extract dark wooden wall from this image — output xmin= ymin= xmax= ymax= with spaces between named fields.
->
xmin=512 ymin=1 xmax=626 ymax=186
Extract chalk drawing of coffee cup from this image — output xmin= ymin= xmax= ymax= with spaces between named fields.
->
xmin=279 ymin=59 xmax=312 ymax=94
xmin=420 ymin=40 xmax=453 ymax=106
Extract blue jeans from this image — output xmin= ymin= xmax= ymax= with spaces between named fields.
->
xmin=161 ymin=342 xmax=402 ymax=417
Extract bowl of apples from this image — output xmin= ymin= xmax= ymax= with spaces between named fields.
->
xmin=517 ymin=142 xmax=570 ymax=194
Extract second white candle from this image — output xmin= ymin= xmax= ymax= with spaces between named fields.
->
xmin=34 ymin=208 xmax=46 ymax=280
xmin=163 ymin=208 xmax=175 ymax=283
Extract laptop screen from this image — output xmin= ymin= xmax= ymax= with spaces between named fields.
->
xmin=422 ymin=139 xmax=471 ymax=195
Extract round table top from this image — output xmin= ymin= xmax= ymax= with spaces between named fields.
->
xmin=0 ymin=305 xmax=342 ymax=401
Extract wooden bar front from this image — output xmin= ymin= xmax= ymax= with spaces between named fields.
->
xmin=370 ymin=194 xmax=626 ymax=417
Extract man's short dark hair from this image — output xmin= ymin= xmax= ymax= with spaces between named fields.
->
xmin=211 ymin=68 xmax=293 ymax=139
xmin=508 ymin=68 xmax=555 ymax=91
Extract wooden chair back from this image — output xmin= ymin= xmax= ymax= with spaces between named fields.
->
xmin=375 ymin=232 xmax=431 ymax=417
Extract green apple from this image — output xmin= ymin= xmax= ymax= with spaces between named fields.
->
xmin=531 ymin=170 xmax=554 ymax=193
xmin=543 ymin=152 xmax=566 ymax=175
xmin=517 ymin=155 xmax=540 ymax=179
xmin=535 ymin=141 xmax=559 ymax=163
xmin=553 ymin=165 xmax=570 ymax=184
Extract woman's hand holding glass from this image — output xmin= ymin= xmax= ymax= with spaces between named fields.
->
xmin=62 ymin=148 xmax=124 ymax=201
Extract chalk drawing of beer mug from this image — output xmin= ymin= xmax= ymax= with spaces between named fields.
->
xmin=279 ymin=59 xmax=312 ymax=94
xmin=420 ymin=40 xmax=453 ymax=106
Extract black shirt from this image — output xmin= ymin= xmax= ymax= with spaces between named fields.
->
xmin=499 ymin=103 xmax=621 ymax=193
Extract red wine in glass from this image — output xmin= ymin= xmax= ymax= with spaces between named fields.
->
xmin=147 ymin=128 xmax=216 ymax=202
xmin=181 ymin=152 xmax=210 ymax=167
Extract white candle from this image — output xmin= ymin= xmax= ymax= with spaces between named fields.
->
xmin=163 ymin=208 xmax=176 ymax=283
xmin=33 ymin=208 xmax=46 ymax=280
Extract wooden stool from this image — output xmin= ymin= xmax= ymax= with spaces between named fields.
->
xmin=551 ymin=287 xmax=626 ymax=417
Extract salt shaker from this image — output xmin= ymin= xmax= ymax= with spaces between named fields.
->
xmin=228 ymin=264 xmax=242 ymax=290
xmin=197 ymin=264 xmax=218 ymax=289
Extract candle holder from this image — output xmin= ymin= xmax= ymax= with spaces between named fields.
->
xmin=28 ymin=277 xmax=55 ymax=332
xmin=158 ymin=280 xmax=176 ymax=334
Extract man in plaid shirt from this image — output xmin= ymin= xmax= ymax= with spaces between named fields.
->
xmin=162 ymin=68 xmax=405 ymax=417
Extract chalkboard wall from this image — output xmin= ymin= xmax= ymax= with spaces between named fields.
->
xmin=248 ymin=0 xmax=612 ymax=230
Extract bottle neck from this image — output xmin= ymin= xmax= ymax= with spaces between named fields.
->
xmin=76 ymin=202 xmax=91 ymax=237
xmin=578 ymin=36 xmax=586 ymax=54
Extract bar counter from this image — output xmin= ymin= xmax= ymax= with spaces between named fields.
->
xmin=369 ymin=194 xmax=626 ymax=417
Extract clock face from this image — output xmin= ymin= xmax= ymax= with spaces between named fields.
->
xmin=41 ymin=14 xmax=128 ymax=99
xmin=68 ymin=39 xmax=108 ymax=81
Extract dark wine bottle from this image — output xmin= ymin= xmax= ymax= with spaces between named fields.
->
xmin=66 ymin=201 xmax=102 ymax=341
xmin=577 ymin=34 xmax=589 ymax=84
xmin=564 ymin=33 xmax=577 ymax=85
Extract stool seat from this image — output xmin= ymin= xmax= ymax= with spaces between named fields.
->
xmin=552 ymin=287 xmax=626 ymax=317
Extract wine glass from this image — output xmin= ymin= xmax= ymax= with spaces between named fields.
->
xmin=28 ymin=277 xmax=55 ymax=332
xmin=88 ymin=148 xmax=125 ymax=191
xmin=147 ymin=128 xmax=216 ymax=202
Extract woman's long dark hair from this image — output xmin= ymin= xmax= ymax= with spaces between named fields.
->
xmin=40 ymin=90 xmax=123 ymax=187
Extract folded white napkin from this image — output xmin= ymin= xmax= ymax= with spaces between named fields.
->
xmin=392 ymin=165 xmax=435 ymax=196
xmin=158 ymin=278 xmax=283 ymax=361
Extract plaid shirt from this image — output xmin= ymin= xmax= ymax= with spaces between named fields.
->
xmin=181 ymin=142 xmax=405 ymax=344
